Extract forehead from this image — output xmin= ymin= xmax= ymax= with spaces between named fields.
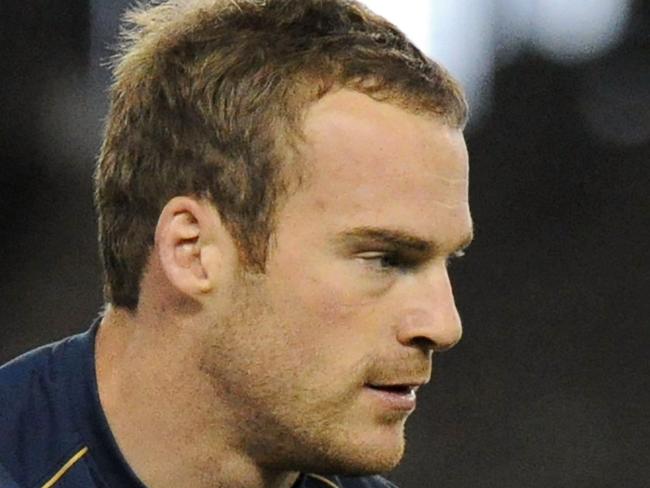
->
xmin=276 ymin=89 xmax=471 ymax=248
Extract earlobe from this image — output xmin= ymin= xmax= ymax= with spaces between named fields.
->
xmin=155 ymin=197 xmax=217 ymax=297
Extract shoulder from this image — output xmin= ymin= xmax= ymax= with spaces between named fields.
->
xmin=0 ymin=337 xmax=71 ymax=421
xmin=0 ymin=460 xmax=20 ymax=488
xmin=0 ymin=339 xmax=67 ymax=434
xmin=0 ymin=337 xmax=83 ymax=486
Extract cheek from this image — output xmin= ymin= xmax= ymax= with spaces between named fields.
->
xmin=271 ymin=272 xmax=375 ymax=357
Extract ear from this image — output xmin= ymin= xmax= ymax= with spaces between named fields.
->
xmin=154 ymin=196 xmax=226 ymax=298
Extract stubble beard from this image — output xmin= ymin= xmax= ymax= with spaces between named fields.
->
xmin=198 ymin=271 xmax=407 ymax=476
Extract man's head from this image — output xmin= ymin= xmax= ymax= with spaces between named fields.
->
xmin=95 ymin=0 xmax=472 ymax=478
xmin=96 ymin=0 xmax=467 ymax=310
xmin=188 ymin=89 xmax=472 ymax=476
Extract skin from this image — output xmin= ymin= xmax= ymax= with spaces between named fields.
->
xmin=96 ymin=89 xmax=473 ymax=488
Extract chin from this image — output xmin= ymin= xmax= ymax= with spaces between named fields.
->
xmin=291 ymin=424 xmax=407 ymax=476
xmin=312 ymin=446 xmax=404 ymax=477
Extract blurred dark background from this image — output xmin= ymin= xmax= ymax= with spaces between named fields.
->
xmin=1 ymin=1 xmax=648 ymax=487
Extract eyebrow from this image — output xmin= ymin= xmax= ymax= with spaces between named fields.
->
xmin=334 ymin=226 xmax=474 ymax=256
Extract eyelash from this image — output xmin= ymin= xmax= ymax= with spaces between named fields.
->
xmin=359 ymin=249 xmax=466 ymax=273
xmin=358 ymin=252 xmax=419 ymax=273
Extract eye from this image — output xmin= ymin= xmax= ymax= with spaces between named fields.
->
xmin=357 ymin=251 xmax=417 ymax=273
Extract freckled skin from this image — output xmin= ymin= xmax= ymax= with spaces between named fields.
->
xmin=198 ymin=89 xmax=473 ymax=475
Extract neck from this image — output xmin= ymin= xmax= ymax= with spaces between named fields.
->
xmin=95 ymin=307 xmax=300 ymax=488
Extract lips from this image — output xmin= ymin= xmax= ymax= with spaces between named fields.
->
xmin=363 ymin=383 xmax=421 ymax=411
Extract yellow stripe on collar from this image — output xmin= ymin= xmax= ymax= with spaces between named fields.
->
xmin=306 ymin=473 xmax=341 ymax=488
xmin=41 ymin=446 xmax=89 ymax=488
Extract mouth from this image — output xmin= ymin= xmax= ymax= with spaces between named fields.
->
xmin=363 ymin=383 xmax=420 ymax=411
xmin=366 ymin=384 xmax=418 ymax=394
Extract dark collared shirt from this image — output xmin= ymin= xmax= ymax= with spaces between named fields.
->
xmin=0 ymin=321 xmax=397 ymax=488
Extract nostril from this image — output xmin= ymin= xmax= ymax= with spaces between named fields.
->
xmin=410 ymin=336 xmax=435 ymax=352
xmin=397 ymin=306 xmax=462 ymax=352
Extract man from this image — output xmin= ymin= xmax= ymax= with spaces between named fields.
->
xmin=0 ymin=0 xmax=472 ymax=487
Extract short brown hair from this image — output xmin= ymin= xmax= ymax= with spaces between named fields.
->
xmin=96 ymin=0 xmax=468 ymax=310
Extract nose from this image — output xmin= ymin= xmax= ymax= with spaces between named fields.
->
xmin=396 ymin=264 xmax=463 ymax=352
